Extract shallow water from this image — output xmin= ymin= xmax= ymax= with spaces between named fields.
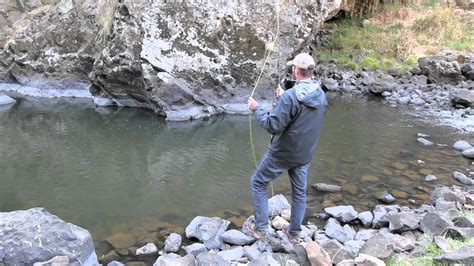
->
xmin=0 ymin=94 xmax=472 ymax=256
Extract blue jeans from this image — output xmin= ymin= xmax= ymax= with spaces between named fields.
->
xmin=250 ymin=153 xmax=310 ymax=236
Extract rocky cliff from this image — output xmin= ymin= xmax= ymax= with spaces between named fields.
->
xmin=0 ymin=0 xmax=343 ymax=120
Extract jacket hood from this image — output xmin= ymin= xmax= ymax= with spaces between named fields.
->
xmin=294 ymin=80 xmax=326 ymax=109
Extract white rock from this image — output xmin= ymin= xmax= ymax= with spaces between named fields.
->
xmin=0 ymin=94 xmax=16 ymax=105
xmin=417 ymin=138 xmax=433 ymax=146
xmin=93 ymin=96 xmax=115 ymax=107
xmin=463 ymin=148 xmax=474 ymax=159
xmin=164 ymin=233 xmax=182 ymax=253
xmin=453 ymin=140 xmax=472 ymax=151
xmin=136 ymin=243 xmax=158 ymax=255
xmin=271 ymin=216 xmax=289 ymax=230
xmin=281 ymin=209 xmax=291 ymax=221
xmin=217 ymin=246 xmax=244 ymax=262
xmin=425 ymin=175 xmax=437 ymax=181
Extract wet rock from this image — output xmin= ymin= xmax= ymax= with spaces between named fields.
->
xmin=378 ymin=191 xmax=396 ymax=203
xmin=153 ymin=253 xmax=195 ymax=266
xmin=355 ymin=229 xmax=377 ymax=241
xmin=243 ymin=245 xmax=261 ymax=261
xmin=450 ymin=89 xmax=474 ymax=108
xmin=453 ymin=140 xmax=473 ymax=151
xmin=93 ymin=96 xmax=115 ymax=107
xmin=221 ymin=229 xmax=255 ymax=246
xmin=324 ymin=205 xmax=358 ymax=223
xmin=417 ymin=133 xmax=430 ymax=138
xmin=344 ymin=240 xmax=365 ymax=255
xmin=358 ymin=211 xmax=373 ymax=227
xmin=106 ymin=233 xmax=135 ymax=250
xmin=434 ymin=236 xmax=453 ymax=253
xmin=313 ymin=183 xmax=342 ymax=192
xmin=361 ymin=175 xmax=379 ymax=182
xmin=387 ymin=212 xmax=420 ymax=232
xmin=164 ymin=233 xmax=181 ymax=253
xmin=306 ymin=241 xmax=331 ymax=266
xmin=393 ymin=234 xmax=415 ymax=252
xmin=107 ymin=261 xmax=125 ymax=266
xmin=268 ymin=194 xmax=291 ymax=216
xmin=435 ymin=246 xmax=474 ymax=264
xmin=136 ymin=243 xmax=158 ymax=255
xmin=218 ymin=246 xmax=244 ymax=262
xmin=183 ymin=243 xmax=207 ymax=257
xmin=359 ymin=233 xmax=393 ymax=260
xmin=417 ymin=138 xmax=433 ymax=146
xmin=425 ymin=175 xmax=437 ymax=181
xmin=352 ymin=254 xmax=385 ymax=266
xmin=324 ymin=218 xmax=356 ymax=243
xmin=185 ymin=216 xmax=230 ymax=249
xmin=453 ymin=216 xmax=474 ymax=228
xmin=463 ymin=148 xmax=474 ymax=159
xmin=321 ymin=240 xmax=354 ymax=264
xmin=33 ymin=256 xmax=69 ymax=266
xmin=0 ymin=207 xmax=98 ymax=265
xmin=408 ymin=199 xmax=417 ymax=205
xmin=420 ymin=212 xmax=453 ymax=235
xmin=453 ymin=171 xmax=474 ymax=185
xmin=0 ymin=94 xmax=16 ymax=105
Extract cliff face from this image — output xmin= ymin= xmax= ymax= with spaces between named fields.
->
xmin=0 ymin=0 xmax=343 ymax=120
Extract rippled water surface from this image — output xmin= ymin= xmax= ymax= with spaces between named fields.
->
xmin=0 ymin=95 xmax=472 ymax=256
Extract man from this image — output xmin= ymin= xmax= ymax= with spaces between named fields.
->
xmin=247 ymin=52 xmax=327 ymax=240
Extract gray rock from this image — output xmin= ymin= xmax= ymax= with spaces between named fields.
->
xmin=243 ymin=245 xmax=261 ymax=261
xmin=324 ymin=218 xmax=356 ymax=243
xmin=435 ymin=198 xmax=459 ymax=215
xmin=420 ymin=212 xmax=453 ymax=235
xmin=453 ymin=216 xmax=474 ymax=228
xmin=378 ymin=191 xmax=396 ymax=203
xmin=392 ymin=234 xmax=415 ymax=252
xmin=276 ymin=231 xmax=296 ymax=253
xmin=387 ymin=212 xmax=420 ymax=232
xmin=344 ymin=240 xmax=365 ymax=255
xmin=398 ymin=96 xmax=411 ymax=105
xmin=453 ymin=171 xmax=474 ymax=185
xmin=321 ymin=240 xmax=354 ymax=264
xmin=315 ymin=230 xmax=331 ymax=245
xmin=450 ymin=89 xmax=474 ymax=108
xmin=268 ymin=194 xmax=291 ymax=216
xmin=324 ymin=205 xmax=358 ymax=223
xmin=183 ymin=243 xmax=207 ymax=257
xmin=218 ymin=246 xmax=244 ymax=262
xmin=387 ymin=67 xmax=401 ymax=77
xmin=153 ymin=253 xmax=195 ymax=266
xmin=419 ymin=56 xmax=462 ymax=84
xmin=358 ymin=211 xmax=373 ymax=227
xmin=0 ymin=207 xmax=98 ymax=265
xmin=425 ymin=175 xmax=437 ymax=181
xmin=249 ymin=252 xmax=279 ymax=266
xmin=0 ymin=94 xmax=16 ymax=105
xmin=137 ymin=243 xmax=158 ymax=255
xmin=463 ymin=148 xmax=474 ymax=159
xmin=107 ymin=261 xmax=125 ymax=266
xmin=271 ymin=216 xmax=289 ymax=230
xmin=435 ymin=246 xmax=474 ymax=264
xmin=417 ymin=138 xmax=433 ymax=146
xmin=359 ymin=233 xmax=393 ymax=260
xmin=417 ymin=133 xmax=430 ymax=138
xmin=414 ymin=204 xmax=435 ymax=213
xmin=434 ymin=236 xmax=453 ymax=253
xmin=33 ymin=256 xmax=69 ymax=266
xmin=313 ymin=183 xmax=342 ymax=192
xmin=372 ymin=208 xmax=390 ymax=228
xmin=185 ymin=216 xmax=230 ymax=249
xmin=355 ymin=229 xmax=377 ymax=241
xmin=410 ymin=98 xmax=425 ymax=106
xmin=353 ymin=254 xmax=385 ymax=266
xmin=196 ymin=252 xmax=229 ymax=266
xmin=164 ymin=233 xmax=181 ymax=253
xmin=453 ymin=140 xmax=473 ymax=151
xmin=461 ymin=63 xmax=474 ymax=80
xmin=221 ymin=229 xmax=255 ymax=246
xmin=322 ymin=78 xmax=339 ymax=91
xmin=294 ymin=244 xmax=311 ymax=266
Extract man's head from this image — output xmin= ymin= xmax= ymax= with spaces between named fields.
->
xmin=286 ymin=53 xmax=315 ymax=80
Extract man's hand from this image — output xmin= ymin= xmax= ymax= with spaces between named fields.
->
xmin=248 ymin=97 xmax=260 ymax=112
xmin=275 ymin=84 xmax=284 ymax=97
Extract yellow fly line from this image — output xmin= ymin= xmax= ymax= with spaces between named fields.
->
xmin=249 ymin=0 xmax=281 ymax=198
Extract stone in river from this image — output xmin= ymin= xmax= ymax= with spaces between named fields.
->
xmin=313 ymin=183 xmax=342 ymax=192
xmin=393 ymin=162 xmax=407 ymax=170
xmin=324 ymin=205 xmax=358 ymax=223
xmin=383 ymin=169 xmax=393 ymax=175
xmin=419 ymin=169 xmax=433 ymax=175
xmin=342 ymin=183 xmax=359 ymax=195
xmin=417 ymin=138 xmax=433 ymax=146
xmin=378 ymin=191 xmax=396 ymax=203
xmin=453 ymin=140 xmax=472 ymax=151
xmin=392 ymin=190 xmax=408 ymax=199
xmin=185 ymin=216 xmax=230 ymax=249
xmin=425 ymin=175 xmax=437 ymax=181
xmin=164 ymin=233 xmax=181 ymax=253
xmin=453 ymin=171 xmax=474 ymax=185
xmin=136 ymin=243 xmax=158 ymax=255
xmin=0 ymin=94 xmax=16 ymax=105
xmin=106 ymin=233 xmax=135 ymax=250
xmin=361 ymin=175 xmax=379 ymax=182
xmin=417 ymin=133 xmax=430 ymax=138
xmin=462 ymin=148 xmax=474 ymax=159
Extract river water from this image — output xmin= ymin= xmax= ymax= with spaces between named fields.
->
xmin=0 ymin=94 xmax=472 ymax=257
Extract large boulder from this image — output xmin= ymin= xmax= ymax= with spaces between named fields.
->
xmin=0 ymin=0 xmax=344 ymax=121
xmin=435 ymin=246 xmax=474 ymax=264
xmin=419 ymin=212 xmax=453 ymax=236
xmin=450 ymin=89 xmax=474 ymax=108
xmin=185 ymin=216 xmax=230 ymax=249
xmin=0 ymin=207 xmax=98 ymax=265
xmin=359 ymin=233 xmax=394 ymax=260
xmin=418 ymin=56 xmax=462 ymax=84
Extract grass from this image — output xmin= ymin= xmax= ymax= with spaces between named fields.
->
xmin=314 ymin=1 xmax=474 ymax=73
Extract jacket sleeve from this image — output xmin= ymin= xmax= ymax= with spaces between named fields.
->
xmin=253 ymin=93 xmax=294 ymax=135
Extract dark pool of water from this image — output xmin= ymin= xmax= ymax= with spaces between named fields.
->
xmin=0 ymin=94 xmax=472 ymax=258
